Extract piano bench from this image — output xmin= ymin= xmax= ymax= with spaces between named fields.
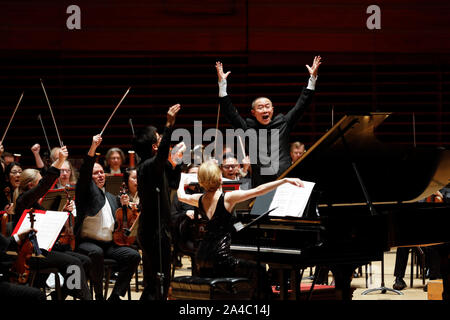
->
xmin=170 ymin=276 xmax=252 ymax=300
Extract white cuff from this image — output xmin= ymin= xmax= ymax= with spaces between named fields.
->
xmin=218 ymin=79 xmax=228 ymax=97
xmin=307 ymin=75 xmax=317 ymax=90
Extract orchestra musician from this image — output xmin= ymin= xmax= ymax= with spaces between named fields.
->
xmin=176 ymin=160 xmax=305 ymax=299
xmin=74 ymin=135 xmax=141 ymax=301
xmin=170 ymin=164 xmax=203 ymax=273
xmin=215 ymin=56 xmax=322 ymax=187
xmin=289 ymin=141 xmax=306 ymax=164
xmin=12 ymin=146 xmax=92 ymax=300
xmin=53 ymin=160 xmax=77 ymax=190
xmin=104 ymin=147 xmax=126 ymax=174
xmin=132 ymin=104 xmax=183 ymax=300
xmin=392 ymin=190 xmax=446 ymax=291
xmin=1 ymin=161 xmax=23 ymax=235
xmin=220 ymin=152 xmax=252 ymax=190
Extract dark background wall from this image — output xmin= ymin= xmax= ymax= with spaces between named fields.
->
xmin=1 ymin=0 xmax=449 ymax=166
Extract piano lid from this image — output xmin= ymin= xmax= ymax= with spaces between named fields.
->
xmin=281 ymin=113 xmax=450 ymax=205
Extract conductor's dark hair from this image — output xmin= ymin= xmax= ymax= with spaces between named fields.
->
xmin=132 ymin=125 xmax=158 ymax=162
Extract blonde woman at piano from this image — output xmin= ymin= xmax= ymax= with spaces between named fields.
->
xmin=177 ymin=160 xmax=304 ymax=299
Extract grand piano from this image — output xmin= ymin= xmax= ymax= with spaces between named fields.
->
xmin=231 ymin=113 xmax=450 ymax=300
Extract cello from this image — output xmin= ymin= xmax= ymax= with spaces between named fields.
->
xmin=58 ymin=186 xmax=76 ymax=251
xmin=113 ymin=183 xmax=139 ymax=246
xmin=10 ymin=208 xmax=42 ymax=284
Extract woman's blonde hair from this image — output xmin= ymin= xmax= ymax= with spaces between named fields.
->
xmin=198 ymin=160 xmax=222 ymax=192
xmin=62 ymin=160 xmax=78 ymax=185
xmin=12 ymin=168 xmax=41 ymax=208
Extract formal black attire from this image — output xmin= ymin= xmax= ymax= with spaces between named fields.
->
xmin=170 ymin=188 xmax=205 ymax=275
xmin=136 ymin=125 xmax=181 ymax=300
xmin=196 ymin=193 xmax=271 ymax=299
xmin=13 ymin=166 xmax=92 ymax=300
xmin=219 ymin=88 xmax=314 ymax=187
xmin=74 ymin=155 xmax=140 ymax=300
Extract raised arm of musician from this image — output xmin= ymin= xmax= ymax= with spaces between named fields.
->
xmin=88 ymin=134 xmax=102 ymax=158
xmin=156 ymin=104 xmax=181 ymax=165
xmin=31 ymin=143 xmax=45 ymax=169
xmin=216 ymin=62 xmax=248 ymax=129
xmin=177 ymin=175 xmax=202 ymax=207
xmin=284 ymin=56 xmax=322 ymax=129
xmin=52 ymin=146 xmax=69 ymax=169
xmin=224 ymin=177 xmax=304 ymax=212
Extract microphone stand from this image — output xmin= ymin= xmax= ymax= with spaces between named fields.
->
xmin=234 ymin=207 xmax=276 ymax=300
xmin=155 ymin=187 xmax=165 ymax=300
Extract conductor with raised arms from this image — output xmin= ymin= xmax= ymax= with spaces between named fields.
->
xmin=216 ymin=56 xmax=322 ymax=186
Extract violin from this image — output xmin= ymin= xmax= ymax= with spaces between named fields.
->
xmin=10 ymin=209 xmax=42 ymax=284
xmin=113 ymin=183 xmax=139 ymax=247
xmin=58 ymin=186 xmax=76 ymax=251
xmin=426 ymin=193 xmax=444 ymax=203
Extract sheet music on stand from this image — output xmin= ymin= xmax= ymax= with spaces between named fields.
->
xmin=39 ymin=188 xmax=75 ymax=212
xmin=250 ymin=181 xmax=315 ymax=218
xmin=12 ymin=209 xmax=69 ymax=252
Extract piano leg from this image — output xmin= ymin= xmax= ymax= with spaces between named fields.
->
xmin=279 ymin=269 xmax=290 ymax=300
xmin=330 ymin=264 xmax=357 ymax=300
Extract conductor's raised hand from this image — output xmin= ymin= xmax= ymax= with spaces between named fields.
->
xmin=306 ymin=56 xmax=322 ymax=78
xmin=166 ymin=103 xmax=181 ymax=127
xmin=216 ymin=61 xmax=231 ymax=82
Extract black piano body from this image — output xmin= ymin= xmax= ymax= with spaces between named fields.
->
xmin=231 ymin=113 xmax=450 ymax=300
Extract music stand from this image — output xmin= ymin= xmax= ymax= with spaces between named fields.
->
xmin=105 ymin=174 xmax=124 ymax=196
xmin=40 ymin=189 xmax=75 ymax=211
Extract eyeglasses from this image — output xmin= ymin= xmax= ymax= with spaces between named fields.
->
xmin=222 ymin=165 xmax=239 ymax=169
xmin=60 ymin=169 xmax=72 ymax=173
xmin=10 ymin=170 xmax=22 ymax=175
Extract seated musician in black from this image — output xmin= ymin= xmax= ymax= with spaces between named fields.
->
xmin=215 ymin=56 xmax=321 ymax=187
xmin=0 ymin=229 xmax=46 ymax=300
xmin=392 ymin=189 xmax=447 ymax=291
xmin=170 ymin=164 xmax=204 ymax=272
xmin=75 ymin=135 xmax=141 ymax=301
xmin=12 ymin=146 xmax=92 ymax=300
xmin=177 ymin=160 xmax=305 ymax=299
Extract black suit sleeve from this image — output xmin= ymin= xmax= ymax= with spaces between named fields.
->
xmin=284 ymin=88 xmax=314 ymax=131
xmin=0 ymin=233 xmax=17 ymax=253
xmin=219 ymin=95 xmax=249 ymax=130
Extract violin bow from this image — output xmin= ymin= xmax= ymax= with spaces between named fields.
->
xmin=100 ymin=87 xmax=131 ymax=136
xmin=40 ymin=79 xmax=64 ymax=147
xmin=129 ymin=118 xmax=135 ymax=138
xmin=0 ymin=91 xmax=24 ymax=146
xmin=37 ymin=114 xmax=52 ymax=153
